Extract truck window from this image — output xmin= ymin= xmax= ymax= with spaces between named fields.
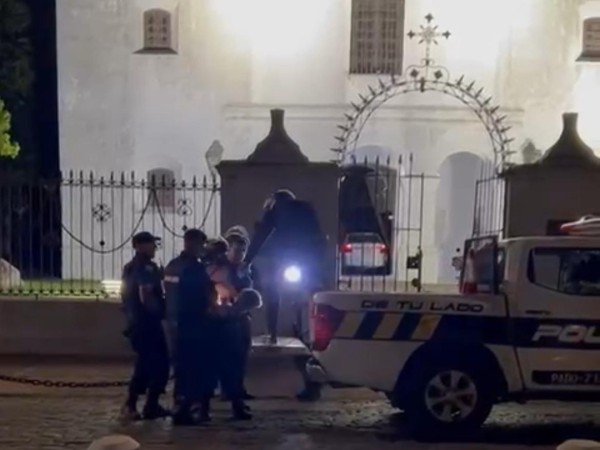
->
xmin=528 ymin=247 xmax=600 ymax=296
xmin=463 ymin=237 xmax=501 ymax=294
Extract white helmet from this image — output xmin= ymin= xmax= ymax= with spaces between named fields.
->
xmin=224 ymin=225 xmax=250 ymax=243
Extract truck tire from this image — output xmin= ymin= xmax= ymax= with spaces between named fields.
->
xmin=404 ymin=357 xmax=494 ymax=439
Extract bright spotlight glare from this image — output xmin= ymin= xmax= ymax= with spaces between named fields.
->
xmin=283 ymin=265 xmax=302 ymax=283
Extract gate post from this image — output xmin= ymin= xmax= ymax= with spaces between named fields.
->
xmin=217 ymin=109 xmax=340 ymax=289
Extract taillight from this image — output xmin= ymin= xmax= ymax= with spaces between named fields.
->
xmin=376 ymin=243 xmax=387 ymax=253
xmin=312 ymin=304 xmax=343 ymax=352
xmin=341 ymin=243 xmax=352 ymax=253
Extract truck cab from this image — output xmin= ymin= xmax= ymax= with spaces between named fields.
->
xmin=307 ymin=235 xmax=600 ymax=437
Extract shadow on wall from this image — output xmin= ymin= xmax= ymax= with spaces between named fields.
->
xmin=435 ymin=152 xmax=487 ymax=284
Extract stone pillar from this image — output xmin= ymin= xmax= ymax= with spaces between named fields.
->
xmin=503 ymin=113 xmax=600 ymax=237
xmin=217 ymin=109 xmax=340 ymax=289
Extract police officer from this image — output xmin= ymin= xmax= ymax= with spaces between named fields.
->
xmin=120 ymin=231 xmax=170 ymax=421
xmin=245 ymin=189 xmax=327 ymax=401
xmin=204 ymin=237 xmax=256 ymax=420
xmin=224 ymin=228 xmax=256 ymax=401
xmin=163 ymin=228 xmax=216 ymax=426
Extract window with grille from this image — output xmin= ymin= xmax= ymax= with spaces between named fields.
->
xmin=141 ymin=9 xmax=175 ymax=53
xmin=579 ymin=18 xmax=600 ymax=61
xmin=350 ymin=0 xmax=406 ymax=75
xmin=147 ymin=168 xmax=176 ymax=210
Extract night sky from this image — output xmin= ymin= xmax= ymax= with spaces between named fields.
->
xmin=1 ymin=0 xmax=59 ymax=177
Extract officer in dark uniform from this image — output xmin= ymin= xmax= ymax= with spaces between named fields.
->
xmin=204 ymin=237 xmax=256 ymax=420
xmin=224 ymin=229 xmax=256 ymax=401
xmin=245 ymin=189 xmax=327 ymax=401
xmin=163 ymin=228 xmax=216 ymax=426
xmin=119 ymin=231 xmax=170 ymax=421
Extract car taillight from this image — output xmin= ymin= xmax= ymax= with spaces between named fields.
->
xmin=341 ymin=243 xmax=352 ymax=253
xmin=376 ymin=243 xmax=387 ymax=253
xmin=312 ymin=304 xmax=343 ymax=352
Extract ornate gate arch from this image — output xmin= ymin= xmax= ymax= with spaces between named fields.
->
xmin=333 ymin=14 xmax=514 ymax=170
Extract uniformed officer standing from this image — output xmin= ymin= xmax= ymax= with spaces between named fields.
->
xmin=224 ymin=230 xmax=256 ymax=401
xmin=204 ymin=237 xmax=256 ymax=420
xmin=120 ymin=231 xmax=170 ymax=421
xmin=163 ymin=229 xmax=216 ymax=426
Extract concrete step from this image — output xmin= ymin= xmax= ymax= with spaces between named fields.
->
xmin=251 ymin=335 xmax=309 ymax=357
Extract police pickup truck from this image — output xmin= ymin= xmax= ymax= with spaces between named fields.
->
xmin=307 ymin=235 xmax=600 ymax=436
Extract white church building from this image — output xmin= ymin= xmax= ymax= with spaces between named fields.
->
xmin=56 ymin=0 xmax=600 ymax=285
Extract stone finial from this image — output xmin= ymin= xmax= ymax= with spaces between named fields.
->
xmin=539 ymin=113 xmax=600 ymax=168
xmin=246 ymin=109 xmax=309 ymax=164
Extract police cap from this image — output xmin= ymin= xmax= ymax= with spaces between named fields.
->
xmin=132 ymin=231 xmax=159 ymax=247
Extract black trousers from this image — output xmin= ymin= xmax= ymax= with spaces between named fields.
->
xmin=172 ymin=323 xmax=218 ymax=406
xmin=127 ymin=322 xmax=170 ymax=398
xmin=218 ymin=321 xmax=246 ymax=401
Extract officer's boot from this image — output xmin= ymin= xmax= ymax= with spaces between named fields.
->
xmin=119 ymin=393 xmax=142 ymax=421
xmin=172 ymin=401 xmax=198 ymax=426
xmin=296 ymin=381 xmax=322 ymax=402
xmin=143 ymin=392 xmax=171 ymax=420
xmin=231 ymin=399 xmax=252 ymax=421
xmin=198 ymin=396 xmax=212 ymax=423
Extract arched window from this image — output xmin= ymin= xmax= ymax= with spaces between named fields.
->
xmin=147 ymin=168 xmax=176 ymax=210
xmin=142 ymin=9 xmax=175 ymax=53
xmin=579 ymin=17 xmax=600 ymax=61
xmin=350 ymin=0 xmax=406 ymax=74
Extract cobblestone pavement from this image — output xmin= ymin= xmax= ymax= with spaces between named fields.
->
xmin=0 ymin=358 xmax=598 ymax=450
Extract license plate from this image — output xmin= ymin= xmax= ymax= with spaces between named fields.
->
xmin=532 ymin=371 xmax=600 ymax=385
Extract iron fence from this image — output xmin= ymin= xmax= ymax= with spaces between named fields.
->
xmin=0 ymin=158 xmax=505 ymax=298
xmin=0 ymin=172 xmax=220 ymax=297
xmin=338 ymin=154 xmax=505 ymax=293
xmin=338 ymin=154 xmax=440 ymax=293
xmin=472 ymin=161 xmax=505 ymax=238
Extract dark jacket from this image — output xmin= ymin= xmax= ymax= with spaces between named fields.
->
xmin=245 ymin=199 xmax=327 ymax=264
xmin=163 ymin=251 xmax=215 ymax=337
xmin=227 ymin=261 xmax=254 ymax=292
xmin=120 ymin=254 xmax=165 ymax=327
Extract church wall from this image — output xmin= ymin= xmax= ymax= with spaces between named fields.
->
xmin=56 ymin=0 xmax=590 ymax=284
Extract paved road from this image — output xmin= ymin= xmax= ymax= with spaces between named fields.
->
xmin=0 ymin=358 xmax=598 ymax=450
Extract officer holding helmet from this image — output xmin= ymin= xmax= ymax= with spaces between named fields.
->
xmin=119 ymin=231 xmax=169 ymax=421
xmin=224 ymin=226 xmax=256 ymax=401
xmin=204 ymin=236 xmax=259 ymax=420
xmin=163 ymin=228 xmax=216 ymax=425
xmin=245 ymin=189 xmax=327 ymax=401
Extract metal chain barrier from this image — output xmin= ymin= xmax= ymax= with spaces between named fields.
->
xmin=0 ymin=373 xmax=129 ymax=388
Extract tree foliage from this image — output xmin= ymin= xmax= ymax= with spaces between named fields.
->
xmin=0 ymin=0 xmax=33 ymax=102
xmin=0 ymin=98 xmax=20 ymax=158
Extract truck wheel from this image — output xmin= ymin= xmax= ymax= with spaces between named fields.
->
xmin=404 ymin=359 xmax=494 ymax=439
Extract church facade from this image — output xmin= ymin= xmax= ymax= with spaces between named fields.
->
xmin=56 ymin=0 xmax=600 ymax=284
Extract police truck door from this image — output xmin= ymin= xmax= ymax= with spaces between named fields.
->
xmin=513 ymin=241 xmax=600 ymax=392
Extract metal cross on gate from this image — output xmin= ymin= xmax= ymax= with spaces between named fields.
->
xmin=407 ymin=13 xmax=451 ymax=67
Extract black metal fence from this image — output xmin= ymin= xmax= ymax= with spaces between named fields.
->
xmin=472 ymin=161 xmax=505 ymax=238
xmin=0 ymin=172 xmax=220 ymax=297
xmin=0 ymin=158 xmax=504 ymax=297
xmin=338 ymin=154 xmax=438 ymax=293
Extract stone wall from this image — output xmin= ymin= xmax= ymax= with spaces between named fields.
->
xmin=0 ymin=298 xmax=296 ymax=357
